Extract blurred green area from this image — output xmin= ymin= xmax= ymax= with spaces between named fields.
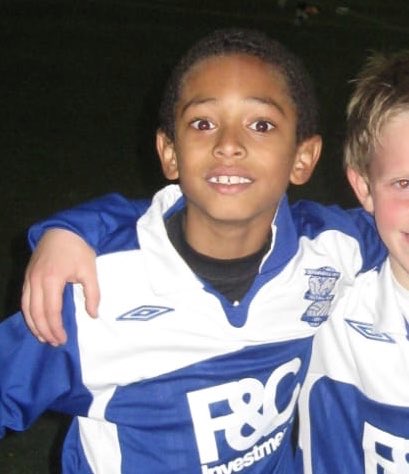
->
xmin=1 ymin=0 xmax=409 ymax=471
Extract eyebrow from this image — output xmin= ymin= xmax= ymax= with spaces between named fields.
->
xmin=180 ymin=97 xmax=216 ymax=115
xmin=180 ymin=96 xmax=286 ymax=117
xmin=247 ymin=96 xmax=286 ymax=116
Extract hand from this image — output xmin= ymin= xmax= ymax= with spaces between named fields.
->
xmin=21 ymin=229 xmax=100 ymax=346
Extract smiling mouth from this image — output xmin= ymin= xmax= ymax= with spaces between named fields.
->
xmin=208 ymin=176 xmax=252 ymax=185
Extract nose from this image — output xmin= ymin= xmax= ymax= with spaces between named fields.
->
xmin=213 ymin=126 xmax=246 ymax=161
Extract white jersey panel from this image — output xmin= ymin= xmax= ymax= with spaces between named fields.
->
xmin=78 ymin=417 xmax=122 ymax=473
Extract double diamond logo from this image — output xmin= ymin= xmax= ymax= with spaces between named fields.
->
xmin=117 ymin=305 xmax=174 ymax=321
xmin=346 ymin=319 xmax=395 ymax=343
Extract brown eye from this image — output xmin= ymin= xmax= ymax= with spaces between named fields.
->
xmin=397 ymin=179 xmax=409 ymax=189
xmin=249 ymin=120 xmax=274 ymax=132
xmin=191 ymin=119 xmax=215 ymax=130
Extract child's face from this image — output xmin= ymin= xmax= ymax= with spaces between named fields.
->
xmin=348 ymin=112 xmax=409 ymax=289
xmin=157 ymin=53 xmax=321 ymax=240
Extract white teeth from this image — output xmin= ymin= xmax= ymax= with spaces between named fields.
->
xmin=208 ymin=176 xmax=251 ymax=185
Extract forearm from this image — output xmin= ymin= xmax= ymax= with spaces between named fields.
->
xmin=22 ymin=193 xmax=150 ymax=346
xmin=28 ymin=193 xmax=150 ymax=252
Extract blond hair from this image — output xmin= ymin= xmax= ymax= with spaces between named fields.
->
xmin=344 ymin=50 xmax=409 ymax=176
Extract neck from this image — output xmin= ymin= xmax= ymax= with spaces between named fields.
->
xmin=183 ymin=211 xmax=274 ymax=259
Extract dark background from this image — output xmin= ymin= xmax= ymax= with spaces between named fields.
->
xmin=1 ymin=1 xmax=409 ymax=471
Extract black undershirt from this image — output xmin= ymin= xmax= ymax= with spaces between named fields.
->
xmin=165 ymin=211 xmax=272 ymax=304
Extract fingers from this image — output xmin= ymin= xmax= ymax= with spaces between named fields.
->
xmin=84 ymin=284 xmax=100 ymax=318
xmin=20 ymin=228 xmax=99 ymax=346
xmin=21 ymin=270 xmax=67 ymax=346
xmin=21 ymin=279 xmax=44 ymax=342
xmin=42 ymin=275 xmax=67 ymax=345
xmin=82 ymin=274 xmax=101 ymax=319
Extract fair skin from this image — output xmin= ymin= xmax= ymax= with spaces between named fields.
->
xmin=22 ymin=53 xmax=322 ymax=345
xmin=347 ymin=111 xmax=409 ymax=290
xmin=22 ymin=229 xmax=100 ymax=344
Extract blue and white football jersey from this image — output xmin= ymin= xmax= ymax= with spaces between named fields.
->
xmin=0 ymin=185 xmax=386 ymax=473
xmin=298 ymin=258 xmax=409 ymax=474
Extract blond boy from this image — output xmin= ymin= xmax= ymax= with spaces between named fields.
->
xmin=298 ymin=51 xmax=409 ymax=474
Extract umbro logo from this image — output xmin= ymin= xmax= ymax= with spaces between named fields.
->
xmin=345 ymin=319 xmax=395 ymax=343
xmin=117 ymin=305 xmax=174 ymax=321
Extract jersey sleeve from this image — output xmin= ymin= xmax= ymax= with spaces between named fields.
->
xmin=27 ymin=193 xmax=151 ymax=254
xmin=345 ymin=207 xmax=387 ymax=272
xmin=291 ymin=200 xmax=387 ymax=274
xmin=0 ymin=287 xmax=92 ymax=438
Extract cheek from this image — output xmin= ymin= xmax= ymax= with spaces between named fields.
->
xmin=374 ymin=199 xmax=405 ymax=235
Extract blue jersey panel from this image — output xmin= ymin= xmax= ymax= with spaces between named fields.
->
xmin=309 ymin=378 xmax=409 ymax=474
xmin=0 ymin=291 xmax=92 ymax=435
xmin=102 ymin=338 xmax=312 ymax=474
xmin=62 ymin=418 xmax=94 ymax=474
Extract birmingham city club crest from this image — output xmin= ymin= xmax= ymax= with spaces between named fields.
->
xmin=301 ymin=266 xmax=340 ymax=327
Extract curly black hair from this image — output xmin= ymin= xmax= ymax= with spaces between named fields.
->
xmin=158 ymin=28 xmax=320 ymax=144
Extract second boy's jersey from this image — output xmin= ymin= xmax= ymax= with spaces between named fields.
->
xmin=298 ymin=258 xmax=409 ymax=474
xmin=1 ymin=185 xmax=386 ymax=473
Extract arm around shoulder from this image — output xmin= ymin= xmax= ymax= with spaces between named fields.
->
xmin=22 ymin=193 xmax=150 ymax=346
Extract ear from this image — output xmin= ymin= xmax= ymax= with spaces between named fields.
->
xmin=346 ymin=166 xmax=374 ymax=213
xmin=290 ymin=135 xmax=322 ymax=185
xmin=156 ymin=129 xmax=179 ymax=180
